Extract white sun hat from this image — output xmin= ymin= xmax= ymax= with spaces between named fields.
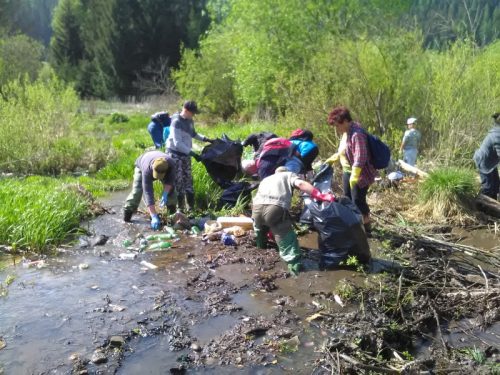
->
xmin=406 ymin=117 xmax=417 ymax=125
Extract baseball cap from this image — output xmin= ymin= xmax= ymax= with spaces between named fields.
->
xmin=406 ymin=117 xmax=417 ymax=125
xmin=152 ymin=158 xmax=169 ymax=180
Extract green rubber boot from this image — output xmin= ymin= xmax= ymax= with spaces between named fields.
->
xmin=277 ymin=230 xmax=301 ymax=266
xmin=254 ymin=227 xmax=268 ymax=249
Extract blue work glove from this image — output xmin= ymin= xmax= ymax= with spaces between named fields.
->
xmin=151 ymin=214 xmax=161 ymax=230
xmin=160 ymin=191 xmax=168 ymax=207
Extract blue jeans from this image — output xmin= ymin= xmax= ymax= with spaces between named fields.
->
xmin=284 ymin=156 xmax=304 ymax=174
xmin=403 ymin=148 xmax=418 ymax=166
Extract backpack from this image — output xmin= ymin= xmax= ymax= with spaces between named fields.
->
xmin=366 ymin=132 xmax=391 ymax=169
xmin=256 ymin=138 xmax=296 ymax=179
xmin=351 ymin=127 xmax=391 ymax=170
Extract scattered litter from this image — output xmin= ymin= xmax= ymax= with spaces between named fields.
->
xmin=140 ymin=260 xmax=158 ymax=270
xmin=203 ymin=232 xmax=222 ymax=242
xmin=217 ymin=216 xmax=254 ymax=230
xmin=306 ymin=313 xmax=324 ymax=322
xmin=146 ymin=242 xmax=171 ymax=251
xmin=387 ymin=171 xmax=404 ymax=181
xmin=122 ymin=239 xmax=133 ymax=247
xmin=78 ymin=263 xmax=89 ymax=270
xmin=190 ymin=226 xmax=201 ymax=235
xmin=146 ymin=234 xmax=175 ymax=241
xmin=108 ymin=304 xmax=126 ymax=312
xmin=90 ymin=285 xmax=99 ymax=290
xmin=22 ymin=260 xmax=46 ymax=269
xmin=333 ymin=294 xmax=344 ymax=307
xmin=221 ymin=233 xmax=237 ymax=246
xmin=204 ymin=220 xmax=222 ymax=234
xmin=0 ymin=337 xmax=6 ymax=350
xmin=223 ymin=225 xmax=246 ymax=237
xmin=139 ymin=238 xmax=148 ymax=251
xmin=119 ymin=253 xmax=137 ymax=260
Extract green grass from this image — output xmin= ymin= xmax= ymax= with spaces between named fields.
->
xmin=419 ymin=168 xmax=478 ymax=203
xmin=0 ymin=112 xmax=337 ymax=252
xmin=416 ymin=167 xmax=479 ymax=223
xmin=0 ymin=177 xmax=90 ymax=252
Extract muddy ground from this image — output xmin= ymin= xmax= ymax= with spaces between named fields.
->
xmin=0 ymin=189 xmax=499 ymax=374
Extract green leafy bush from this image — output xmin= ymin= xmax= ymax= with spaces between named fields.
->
xmin=0 ymin=73 xmax=111 ymax=175
xmin=109 ymin=112 xmax=129 ymax=123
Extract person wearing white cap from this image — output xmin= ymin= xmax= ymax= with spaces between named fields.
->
xmin=399 ymin=117 xmax=421 ymax=166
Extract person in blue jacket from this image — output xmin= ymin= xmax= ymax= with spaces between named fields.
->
xmin=474 ymin=112 xmax=500 ymax=200
xmin=147 ymin=111 xmax=171 ymax=149
xmin=288 ymin=129 xmax=319 ymax=174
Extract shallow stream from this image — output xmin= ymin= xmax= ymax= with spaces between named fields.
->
xmin=0 ymin=190 xmax=498 ymax=373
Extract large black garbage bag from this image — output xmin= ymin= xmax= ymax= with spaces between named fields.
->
xmin=300 ymin=164 xmax=370 ymax=267
xmin=305 ymin=196 xmax=371 ymax=268
xmin=219 ymin=181 xmax=259 ymax=208
xmin=201 ymin=134 xmax=243 ymax=188
xmin=300 ymin=164 xmax=334 ymax=225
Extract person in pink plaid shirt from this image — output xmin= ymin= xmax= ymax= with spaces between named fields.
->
xmin=327 ymin=106 xmax=377 ymax=231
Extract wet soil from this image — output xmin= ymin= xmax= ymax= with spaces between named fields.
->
xmin=0 ymin=190 xmax=499 ymax=374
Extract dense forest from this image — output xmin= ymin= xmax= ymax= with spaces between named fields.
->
xmin=0 ymin=0 xmax=498 ymax=98
xmin=0 ymin=0 xmax=499 ymax=164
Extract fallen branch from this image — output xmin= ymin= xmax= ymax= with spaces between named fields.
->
xmin=398 ymin=160 xmax=429 ymax=178
xmin=475 ymin=194 xmax=500 ymax=218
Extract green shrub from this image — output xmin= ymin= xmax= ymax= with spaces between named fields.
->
xmin=0 ymin=73 xmax=112 ymax=175
xmin=109 ymin=112 xmax=129 ymax=123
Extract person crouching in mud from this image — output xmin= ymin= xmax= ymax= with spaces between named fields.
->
xmin=123 ymin=150 xmax=176 ymax=230
xmin=252 ymin=166 xmax=336 ymax=275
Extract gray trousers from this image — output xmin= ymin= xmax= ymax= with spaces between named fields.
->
xmin=123 ymin=167 xmax=144 ymax=213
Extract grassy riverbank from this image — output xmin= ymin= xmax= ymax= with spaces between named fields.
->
xmin=0 ymin=102 xmax=482 ymax=253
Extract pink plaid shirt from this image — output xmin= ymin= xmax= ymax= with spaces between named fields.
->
xmin=345 ymin=123 xmax=378 ymax=188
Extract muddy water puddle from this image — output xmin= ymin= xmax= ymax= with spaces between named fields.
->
xmin=1 ymin=190 xmax=499 ymax=373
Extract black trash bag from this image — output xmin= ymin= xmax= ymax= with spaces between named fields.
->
xmin=219 ymin=181 xmax=259 ymax=208
xmin=300 ymin=164 xmax=334 ymax=225
xmin=305 ymin=196 xmax=371 ymax=268
xmin=201 ymin=134 xmax=243 ymax=188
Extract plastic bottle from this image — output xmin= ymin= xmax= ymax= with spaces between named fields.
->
xmin=147 ymin=241 xmax=172 ymax=251
xmin=164 ymin=226 xmax=176 ymax=235
xmin=122 ymin=239 xmax=133 ymax=247
xmin=146 ymin=233 xmax=175 ymax=241
xmin=190 ymin=226 xmax=201 ymax=235
xmin=119 ymin=253 xmax=137 ymax=260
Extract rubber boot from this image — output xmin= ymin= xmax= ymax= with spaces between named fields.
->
xmin=277 ymin=231 xmax=302 ymax=274
xmin=186 ymin=192 xmax=195 ymax=211
xmin=123 ymin=209 xmax=133 ymax=223
xmin=254 ymin=227 xmax=268 ymax=249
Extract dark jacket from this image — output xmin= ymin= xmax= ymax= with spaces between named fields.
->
xmin=473 ymin=124 xmax=500 ymax=174
xmin=135 ymin=151 xmax=176 ymax=206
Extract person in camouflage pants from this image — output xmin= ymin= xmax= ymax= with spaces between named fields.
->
xmin=164 ymin=100 xmax=213 ymax=210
